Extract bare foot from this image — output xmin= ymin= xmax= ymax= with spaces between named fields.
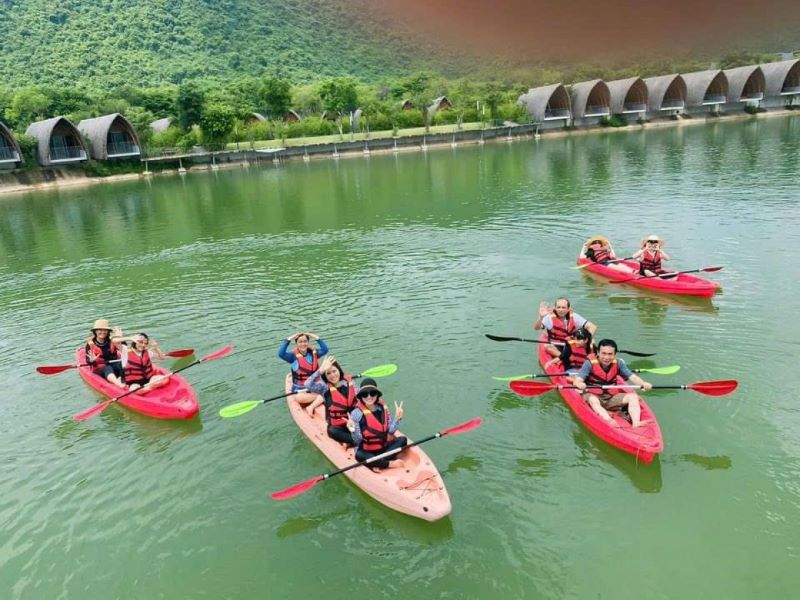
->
xmin=633 ymin=419 xmax=652 ymax=428
xmin=340 ymin=443 xmax=348 ymax=450
xmin=388 ymin=459 xmax=405 ymax=469
xmin=604 ymin=418 xmax=620 ymax=428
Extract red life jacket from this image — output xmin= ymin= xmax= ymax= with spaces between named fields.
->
xmin=565 ymin=340 xmax=591 ymax=371
xmin=639 ymin=249 xmax=664 ymax=273
xmin=85 ymin=337 xmax=120 ymax=372
xmin=124 ymin=349 xmax=154 ymax=384
xmin=358 ymin=402 xmax=394 ymax=452
xmin=584 ymin=358 xmax=623 ymax=396
xmin=589 ymin=243 xmax=611 ymax=263
xmin=548 ymin=310 xmax=576 ymax=343
xmin=324 ymin=375 xmax=356 ymax=427
xmin=292 ymin=349 xmax=318 ymax=385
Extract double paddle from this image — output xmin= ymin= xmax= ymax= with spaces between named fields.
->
xmin=572 ymin=256 xmax=634 ymax=270
xmin=73 ymin=345 xmax=232 ymax=421
xmin=611 ymin=266 xmax=723 ymax=284
xmin=484 ymin=334 xmax=656 ymax=358
xmin=37 ymin=348 xmax=195 ymax=375
xmin=509 ymin=379 xmax=738 ymax=397
xmin=492 ymin=365 xmax=680 ymax=381
xmin=218 ymin=363 xmax=398 ymax=418
xmin=270 ymin=417 xmax=483 ymax=500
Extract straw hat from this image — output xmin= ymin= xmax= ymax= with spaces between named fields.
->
xmin=585 ymin=235 xmax=610 ymax=247
xmin=640 ymin=235 xmax=665 ymax=247
xmin=91 ymin=318 xmax=112 ymax=331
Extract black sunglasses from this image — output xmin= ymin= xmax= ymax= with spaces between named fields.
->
xmin=358 ymin=390 xmax=380 ymax=399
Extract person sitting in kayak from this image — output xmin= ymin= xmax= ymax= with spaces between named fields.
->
xmin=535 ymin=298 xmax=597 ymax=359
xmin=580 ymin=237 xmax=632 ymax=272
xmin=119 ymin=332 xmax=169 ymax=393
xmin=632 ymin=235 xmax=672 ymax=277
xmin=346 ymin=378 xmax=408 ymax=470
xmin=544 ymin=327 xmax=594 ymax=381
xmin=278 ymin=331 xmax=329 ymax=405
xmin=573 ymin=339 xmax=652 ymax=428
xmin=85 ymin=319 xmax=126 ymax=389
xmin=304 ymin=355 xmax=358 ymax=446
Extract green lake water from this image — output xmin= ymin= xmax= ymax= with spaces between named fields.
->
xmin=1 ymin=115 xmax=799 ymax=598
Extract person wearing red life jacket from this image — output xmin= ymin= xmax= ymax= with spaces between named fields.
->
xmin=573 ymin=339 xmax=652 ymax=428
xmin=632 ymin=235 xmax=672 ymax=277
xmin=120 ymin=333 xmax=169 ymax=392
xmin=85 ymin=319 xmax=126 ymax=389
xmin=534 ymin=298 xmax=597 ymax=359
xmin=346 ymin=378 xmax=408 ymax=470
xmin=304 ymin=355 xmax=358 ymax=446
xmin=277 ymin=331 xmax=330 ymax=405
xmin=579 ymin=236 xmax=633 ymax=273
xmin=544 ymin=327 xmax=594 ymax=382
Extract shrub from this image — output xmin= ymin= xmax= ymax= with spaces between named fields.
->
xmin=600 ymin=115 xmax=628 ymax=127
xmin=14 ymin=133 xmax=38 ymax=163
xmin=394 ymin=110 xmax=424 ymax=128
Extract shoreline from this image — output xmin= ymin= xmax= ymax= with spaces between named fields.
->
xmin=1 ymin=109 xmax=796 ymax=198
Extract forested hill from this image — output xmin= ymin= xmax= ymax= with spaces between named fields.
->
xmin=0 ymin=0 xmax=457 ymax=90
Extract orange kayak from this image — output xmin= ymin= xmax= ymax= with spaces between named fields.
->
xmin=284 ymin=374 xmax=451 ymax=521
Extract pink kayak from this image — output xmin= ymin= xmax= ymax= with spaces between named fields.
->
xmin=284 ymin=374 xmax=451 ymax=521
xmin=576 ymin=257 xmax=720 ymax=297
xmin=76 ymin=347 xmax=199 ymax=419
xmin=537 ymin=335 xmax=663 ymax=463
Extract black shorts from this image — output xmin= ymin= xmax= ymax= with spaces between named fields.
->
xmin=95 ymin=363 xmax=124 ymax=380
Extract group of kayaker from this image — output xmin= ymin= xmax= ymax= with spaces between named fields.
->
xmin=582 ymin=234 xmax=671 ymax=276
xmin=85 ymin=319 xmax=169 ymax=392
xmin=535 ymin=298 xmax=652 ymax=428
xmin=278 ymin=333 xmax=407 ymax=470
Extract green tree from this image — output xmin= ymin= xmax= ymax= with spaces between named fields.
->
xmin=258 ymin=76 xmax=292 ymax=118
xmin=200 ymin=103 xmax=235 ymax=143
xmin=319 ymin=77 xmax=358 ymax=115
xmin=6 ymin=88 xmax=51 ymax=127
xmin=177 ymin=82 xmax=205 ymax=130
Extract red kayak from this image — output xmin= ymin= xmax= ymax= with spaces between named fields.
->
xmin=537 ymin=335 xmax=663 ymax=463
xmin=576 ymin=257 xmax=720 ymax=298
xmin=75 ymin=347 xmax=199 ymax=419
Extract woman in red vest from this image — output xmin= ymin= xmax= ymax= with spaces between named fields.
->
xmin=85 ymin=319 xmax=125 ymax=388
xmin=544 ymin=327 xmax=594 ymax=382
xmin=632 ymin=235 xmax=672 ymax=276
xmin=121 ymin=333 xmax=169 ymax=392
xmin=304 ymin=355 xmax=358 ymax=445
xmin=346 ymin=378 xmax=408 ymax=470
xmin=278 ymin=331 xmax=329 ymax=405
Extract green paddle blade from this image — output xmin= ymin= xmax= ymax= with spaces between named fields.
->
xmin=639 ymin=365 xmax=681 ymax=375
xmin=219 ymin=401 xmax=260 ymax=418
xmin=492 ymin=374 xmax=533 ymax=382
xmin=359 ymin=363 xmax=398 ymax=378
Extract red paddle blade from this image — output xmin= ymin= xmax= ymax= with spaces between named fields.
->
xmin=441 ymin=417 xmax=483 ymax=436
xmin=74 ymin=399 xmax=114 ymax=421
xmin=509 ymin=380 xmax=557 ymax=396
xmin=687 ymin=379 xmax=738 ymax=396
xmin=165 ymin=348 xmax=194 ymax=358
xmin=201 ymin=345 xmax=233 ymax=362
xmin=36 ymin=364 xmax=76 ymax=375
xmin=270 ymin=475 xmax=325 ymax=501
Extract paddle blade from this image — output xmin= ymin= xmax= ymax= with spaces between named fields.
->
xmin=640 ymin=365 xmax=680 ymax=375
xmin=201 ymin=345 xmax=233 ymax=362
xmin=509 ymin=380 xmax=556 ymax=396
xmin=701 ymin=266 xmax=724 ymax=273
xmin=619 ymin=349 xmax=657 ymax=358
xmin=165 ymin=348 xmax=194 ymax=358
xmin=687 ymin=380 xmax=738 ymax=396
xmin=359 ymin=364 xmax=398 ymax=378
xmin=74 ymin=399 xmax=113 ymax=421
xmin=492 ymin=374 xmax=533 ymax=382
xmin=271 ymin=476 xmax=325 ymax=501
xmin=36 ymin=364 xmax=76 ymax=375
xmin=485 ymin=334 xmax=516 ymax=342
xmin=441 ymin=417 xmax=483 ymax=436
xmin=219 ymin=401 xmax=260 ymax=418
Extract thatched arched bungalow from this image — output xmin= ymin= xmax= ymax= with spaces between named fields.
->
xmin=570 ymin=80 xmax=610 ymax=125
xmin=78 ymin=114 xmax=141 ymax=160
xmin=400 ymin=100 xmax=414 ymax=111
xmin=0 ymin=121 xmax=23 ymax=168
xmin=644 ymin=74 xmax=686 ymax=118
xmin=723 ymin=65 xmax=765 ymax=111
xmin=606 ymin=77 xmax=648 ymax=116
xmin=245 ymin=112 xmax=267 ymax=125
xmin=283 ymin=109 xmax=301 ymax=122
xmin=518 ymin=84 xmax=572 ymax=129
xmin=25 ymin=117 xmax=88 ymax=166
xmin=683 ymin=70 xmax=728 ymax=115
xmin=760 ymin=59 xmax=800 ymax=108
xmin=150 ymin=117 xmax=172 ymax=133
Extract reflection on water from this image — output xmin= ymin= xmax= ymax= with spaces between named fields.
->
xmin=672 ymin=454 xmax=732 ymax=470
xmin=443 ymin=454 xmax=482 ymax=475
xmin=572 ymin=430 xmax=663 ymax=493
xmin=515 ymin=457 xmax=557 ymax=478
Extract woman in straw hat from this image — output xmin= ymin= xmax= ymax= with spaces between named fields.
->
xmin=632 ymin=235 xmax=671 ymax=277
xmin=85 ymin=319 xmax=126 ymax=389
xmin=579 ymin=236 xmax=632 ymax=272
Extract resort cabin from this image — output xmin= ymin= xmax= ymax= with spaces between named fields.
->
xmin=0 ymin=121 xmax=23 ymax=169
xmin=760 ymin=59 xmax=800 ymax=108
xmin=644 ymin=74 xmax=687 ymax=119
xmin=426 ymin=96 xmax=452 ymax=125
xmin=78 ymin=114 xmax=141 ymax=160
xmin=569 ymin=80 xmax=610 ymax=126
xmin=518 ymin=84 xmax=572 ymax=130
xmin=283 ymin=109 xmax=301 ymax=122
xmin=400 ymin=99 xmax=414 ymax=111
xmin=320 ymin=111 xmax=339 ymax=121
xmin=723 ymin=65 xmax=766 ymax=111
xmin=150 ymin=117 xmax=172 ymax=133
xmin=25 ymin=117 xmax=88 ymax=166
xmin=244 ymin=112 xmax=267 ymax=125
xmin=682 ymin=70 xmax=728 ymax=116
xmin=606 ymin=77 xmax=649 ymax=119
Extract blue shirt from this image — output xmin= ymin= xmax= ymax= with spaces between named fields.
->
xmin=349 ymin=404 xmax=401 ymax=447
xmin=277 ymin=338 xmax=329 ymax=373
xmin=577 ymin=357 xmax=633 ymax=381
